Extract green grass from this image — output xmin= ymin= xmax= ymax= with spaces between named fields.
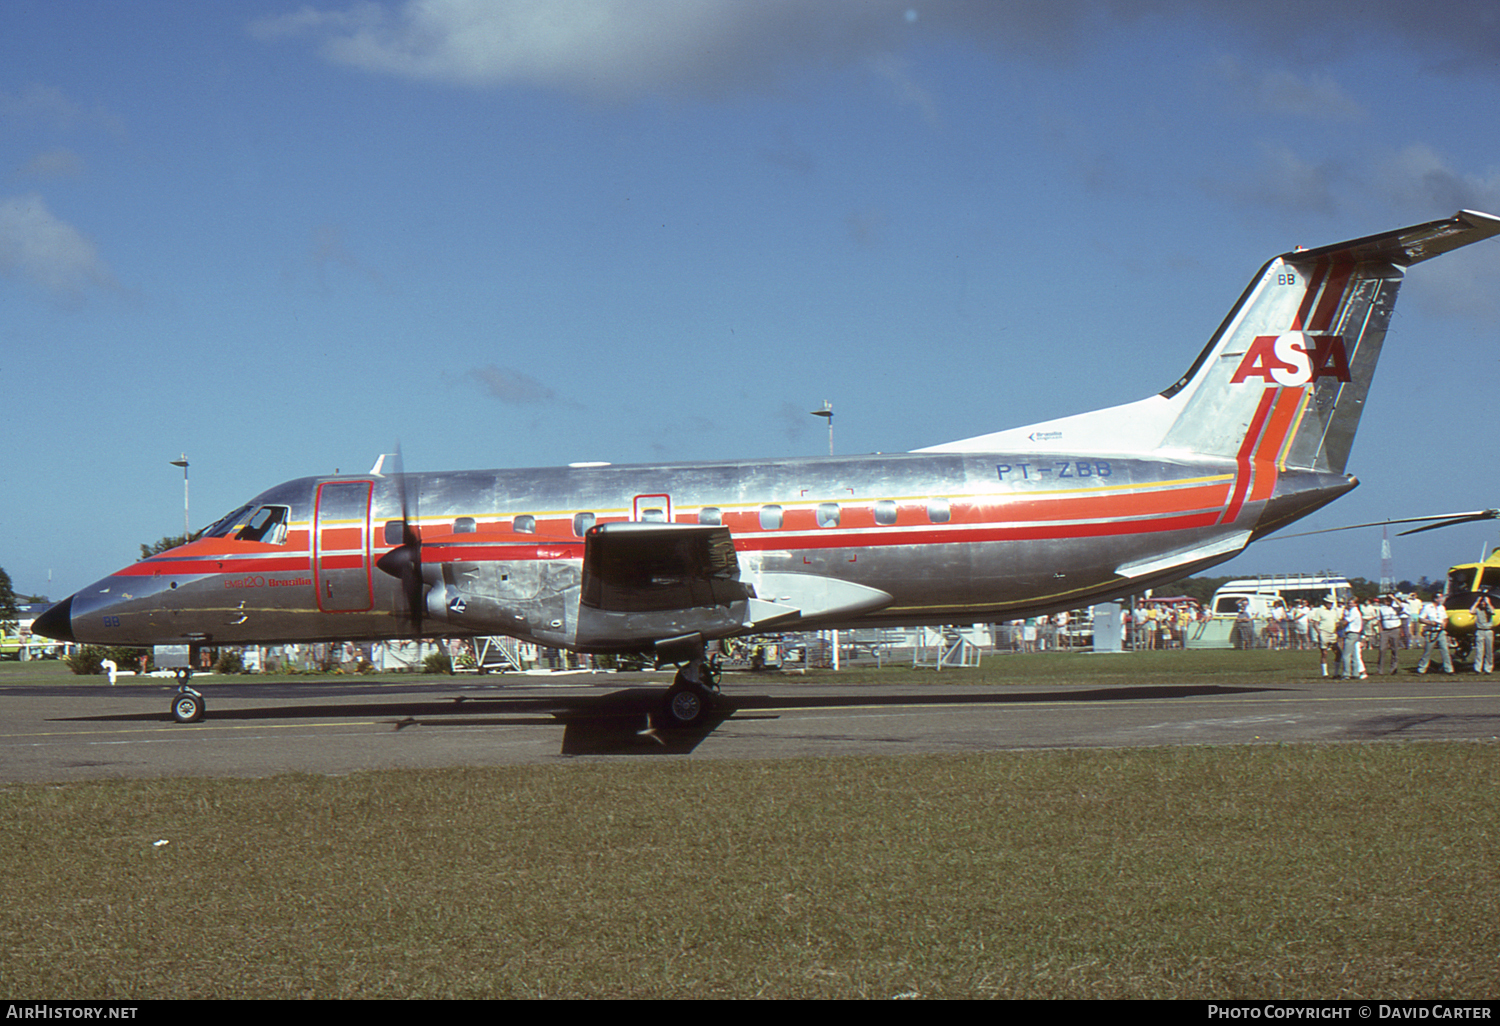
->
xmin=3 ymin=744 xmax=1497 ymax=999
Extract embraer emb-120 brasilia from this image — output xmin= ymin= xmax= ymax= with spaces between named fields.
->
xmin=34 ymin=210 xmax=1500 ymax=726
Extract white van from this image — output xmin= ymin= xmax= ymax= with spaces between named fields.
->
xmin=1210 ymin=575 xmax=1353 ymax=618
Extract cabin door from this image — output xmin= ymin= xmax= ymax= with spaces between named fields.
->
xmin=314 ymin=480 xmax=374 ymax=612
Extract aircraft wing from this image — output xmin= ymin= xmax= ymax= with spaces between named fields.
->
xmin=575 ymin=522 xmax=892 ymax=655
xmin=581 ymin=522 xmax=753 ymax=613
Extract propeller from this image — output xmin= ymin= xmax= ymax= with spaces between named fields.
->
xmin=373 ymin=445 xmax=426 ymax=639
xmin=1275 ymin=509 xmax=1500 ymax=540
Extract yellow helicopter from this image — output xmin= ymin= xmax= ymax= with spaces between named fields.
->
xmin=1439 ymin=545 xmax=1500 ymax=643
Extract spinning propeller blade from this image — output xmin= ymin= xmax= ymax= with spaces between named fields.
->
xmin=373 ymin=445 xmax=425 ymax=639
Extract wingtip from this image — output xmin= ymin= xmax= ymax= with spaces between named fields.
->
xmin=1458 ymin=208 xmax=1500 ymax=237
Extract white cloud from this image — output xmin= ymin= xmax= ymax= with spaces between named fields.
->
xmin=14 ymin=148 xmax=84 ymax=181
xmin=0 ymin=194 xmax=115 ymax=298
xmin=1375 ymin=144 xmax=1500 ymax=215
xmin=468 ymin=364 xmax=559 ymax=404
xmin=1214 ymin=57 xmax=1366 ymax=122
xmin=1212 ymin=144 xmax=1342 ymax=217
xmin=0 ymin=84 xmax=84 ymax=127
xmin=251 ymin=1 xmax=1500 ymax=101
xmin=250 ymin=0 xmax=909 ymax=97
xmin=1372 ymin=146 xmax=1500 ymax=321
xmin=0 ymin=84 xmax=125 ymax=140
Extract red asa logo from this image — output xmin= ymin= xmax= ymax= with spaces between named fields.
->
xmin=1231 ymin=333 xmax=1352 ymax=386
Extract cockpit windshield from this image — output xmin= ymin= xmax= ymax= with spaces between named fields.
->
xmin=200 ymin=503 xmax=290 ymax=545
xmin=201 ymin=504 xmax=255 ymax=539
xmin=1445 ymin=565 xmax=1500 ymax=606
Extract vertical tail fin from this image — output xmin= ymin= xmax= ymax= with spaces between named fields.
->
xmin=918 ymin=210 xmax=1500 ymax=471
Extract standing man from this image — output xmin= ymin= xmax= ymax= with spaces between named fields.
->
xmin=1235 ymin=599 xmax=1254 ymax=650
xmin=1340 ymin=598 xmax=1368 ymax=680
xmin=1415 ymin=593 xmax=1453 ymax=675
xmin=1309 ymin=597 xmax=1341 ymax=677
xmin=1291 ymin=599 xmax=1310 ymax=651
xmin=1471 ymin=595 xmax=1495 ymax=674
xmin=1376 ymin=595 xmax=1404 ymax=674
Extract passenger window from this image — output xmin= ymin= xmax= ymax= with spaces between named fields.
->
xmin=698 ymin=508 xmax=722 ymax=526
xmin=874 ymin=500 xmax=898 ymax=526
xmin=238 ymin=506 xmax=289 ymax=545
xmin=573 ymin=512 xmax=596 ymax=536
xmin=384 ymin=520 xmax=405 ymax=545
xmin=816 ymin=503 xmax=840 ymax=528
xmin=454 ymin=517 xmax=476 ymax=534
xmin=513 ymin=515 xmax=535 ymax=534
xmin=760 ymin=505 xmax=783 ymax=530
xmin=927 ymin=498 xmax=951 ymax=524
xmin=639 ymin=508 xmax=667 ymax=523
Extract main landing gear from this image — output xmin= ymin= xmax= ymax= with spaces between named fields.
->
xmin=657 ymin=649 xmax=722 ymax=729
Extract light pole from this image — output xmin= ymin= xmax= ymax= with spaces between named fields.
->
xmin=808 ymin=401 xmax=838 ymax=669
xmin=810 ymin=401 xmax=833 ymax=456
xmin=169 ymin=455 xmax=189 ymax=541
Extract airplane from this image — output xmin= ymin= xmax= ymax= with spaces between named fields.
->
xmin=33 ymin=209 xmax=1500 ymax=727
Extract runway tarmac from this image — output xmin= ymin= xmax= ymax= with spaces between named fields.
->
xmin=3 ymin=669 xmax=1498 ymax=782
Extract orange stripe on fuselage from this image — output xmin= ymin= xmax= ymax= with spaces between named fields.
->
xmin=996 ymin=480 xmax=1231 ymax=525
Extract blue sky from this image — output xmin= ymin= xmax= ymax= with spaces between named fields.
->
xmin=5 ymin=0 xmax=1500 ymax=601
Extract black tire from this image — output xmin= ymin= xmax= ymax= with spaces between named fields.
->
xmin=171 ymin=692 xmax=204 ymax=724
xmin=661 ymin=683 xmax=708 ymax=728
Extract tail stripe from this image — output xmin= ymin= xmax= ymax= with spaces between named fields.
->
xmin=1291 ymin=260 xmax=1329 ymax=330
xmin=1275 ymin=389 xmax=1314 ymax=472
xmin=1306 ymin=260 xmax=1354 ymax=332
xmin=1221 ymin=388 xmax=1278 ymax=524
xmin=1250 ymin=387 xmax=1306 ymax=501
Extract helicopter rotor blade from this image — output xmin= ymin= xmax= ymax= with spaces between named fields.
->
xmin=1396 ymin=510 xmax=1500 ymax=536
xmin=1274 ymin=509 xmax=1500 ymax=540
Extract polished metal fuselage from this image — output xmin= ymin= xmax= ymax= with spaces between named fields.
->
xmin=57 ymin=449 xmax=1353 ymax=650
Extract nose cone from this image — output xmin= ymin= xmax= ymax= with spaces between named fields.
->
xmin=31 ymin=596 xmax=75 ymax=642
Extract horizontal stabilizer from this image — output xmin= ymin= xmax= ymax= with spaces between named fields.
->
xmin=1286 ymin=208 xmax=1500 ymax=267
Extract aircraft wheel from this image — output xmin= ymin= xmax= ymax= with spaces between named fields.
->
xmin=660 ymin=683 xmax=710 ymax=728
xmin=171 ymin=691 xmax=205 ymax=724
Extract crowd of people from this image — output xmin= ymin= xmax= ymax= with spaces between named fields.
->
xmin=1233 ymin=591 xmax=1496 ymax=677
xmin=1121 ymin=602 xmax=1208 ymax=650
xmin=1003 ymin=603 xmax=1211 ymax=652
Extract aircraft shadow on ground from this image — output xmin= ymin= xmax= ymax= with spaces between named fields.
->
xmin=55 ymin=682 xmax=1288 ymax=756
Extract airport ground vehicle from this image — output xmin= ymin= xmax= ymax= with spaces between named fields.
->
xmin=1209 ymin=575 xmax=1354 ymax=618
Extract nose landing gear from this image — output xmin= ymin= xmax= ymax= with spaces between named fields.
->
xmin=171 ymin=670 xmax=205 ymax=723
